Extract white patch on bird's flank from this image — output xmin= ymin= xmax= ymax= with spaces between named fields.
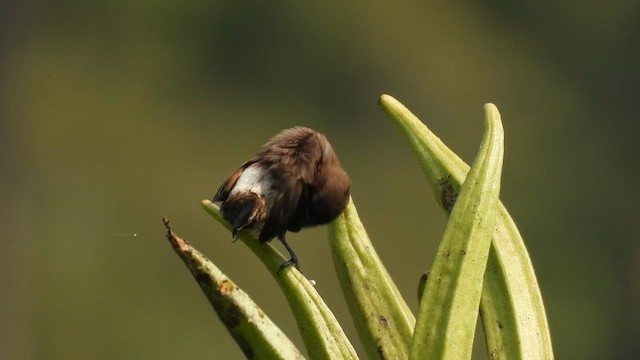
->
xmin=230 ymin=163 xmax=278 ymax=203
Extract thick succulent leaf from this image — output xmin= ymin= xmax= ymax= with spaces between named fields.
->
xmin=380 ymin=95 xmax=554 ymax=360
xmin=408 ymin=102 xmax=504 ymax=359
xmin=328 ymin=198 xmax=416 ymax=359
xmin=163 ymin=218 xmax=305 ymax=360
xmin=202 ymin=200 xmax=359 ymax=360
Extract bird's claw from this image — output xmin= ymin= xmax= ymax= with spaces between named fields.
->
xmin=277 ymin=258 xmax=300 ymax=274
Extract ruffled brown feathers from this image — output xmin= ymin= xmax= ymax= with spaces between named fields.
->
xmin=212 ymin=127 xmax=351 ymax=271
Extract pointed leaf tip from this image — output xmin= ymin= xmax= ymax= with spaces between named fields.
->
xmin=410 ymin=103 xmax=504 ymax=360
xmin=380 ymin=97 xmax=553 ymax=359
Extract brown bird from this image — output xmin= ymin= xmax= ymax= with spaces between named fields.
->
xmin=213 ymin=127 xmax=351 ymax=272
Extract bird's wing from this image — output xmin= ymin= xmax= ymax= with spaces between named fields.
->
xmin=259 ymin=129 xmax=325 ymax=241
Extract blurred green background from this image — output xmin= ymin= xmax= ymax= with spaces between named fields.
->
xmin=1 ymin=1 xmax=638 ymax=359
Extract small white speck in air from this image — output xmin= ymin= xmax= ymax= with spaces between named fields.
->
xmin=309 ymin=279 xmax=317 ymax=286
xmin=112 ymin=233 xmax=138 ymax=237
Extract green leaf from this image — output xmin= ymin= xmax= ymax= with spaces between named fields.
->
xmin=163 ymin=218 xmax=305 ymax=360
xmin=202 ymin=200 xmax=359 ymax=360
xmin=328 ymin=197 xmax=415 ymax=359
xmin=380 ymin=95 xmax=554 ymax=360
xmin=408 ymin=101 xmax=504 ymax=359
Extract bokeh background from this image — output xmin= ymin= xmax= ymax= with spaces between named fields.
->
xmin=1 ymin=1 xmax=638 ymax=359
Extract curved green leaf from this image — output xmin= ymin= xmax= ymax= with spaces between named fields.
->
xmin=408 ymin=102 xmax=504 ymax=359
xmin=163 ymin=218 xmax=305 ymax=360
xmin=202 ymin=200 xmax=359 ymax=360
xmin=380 ymin=95 xmax=554 ymax=360
xmin=328 ymin=198 xmax=415 ymax=359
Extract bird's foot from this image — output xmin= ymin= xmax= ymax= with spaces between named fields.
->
xmin=277 ymin=257 xmax=300 ymax=274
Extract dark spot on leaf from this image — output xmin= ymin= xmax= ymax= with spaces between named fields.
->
xmin=497 ymin=320 xmax=503 ymax=329
xmin=377 ymin=344 xmax=386 ymax=359
xmin=417 ymin=272 xmax=429 ymax=301
xmin=439 ymin=176 xmax=458 ymax=213
xmin=379 ymin=315 xmax=389 ymax=327
xmin=217 ymin=301 xmax=243 ymax=329
xmin=195 ymin=272 xmax=214 ymax=290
